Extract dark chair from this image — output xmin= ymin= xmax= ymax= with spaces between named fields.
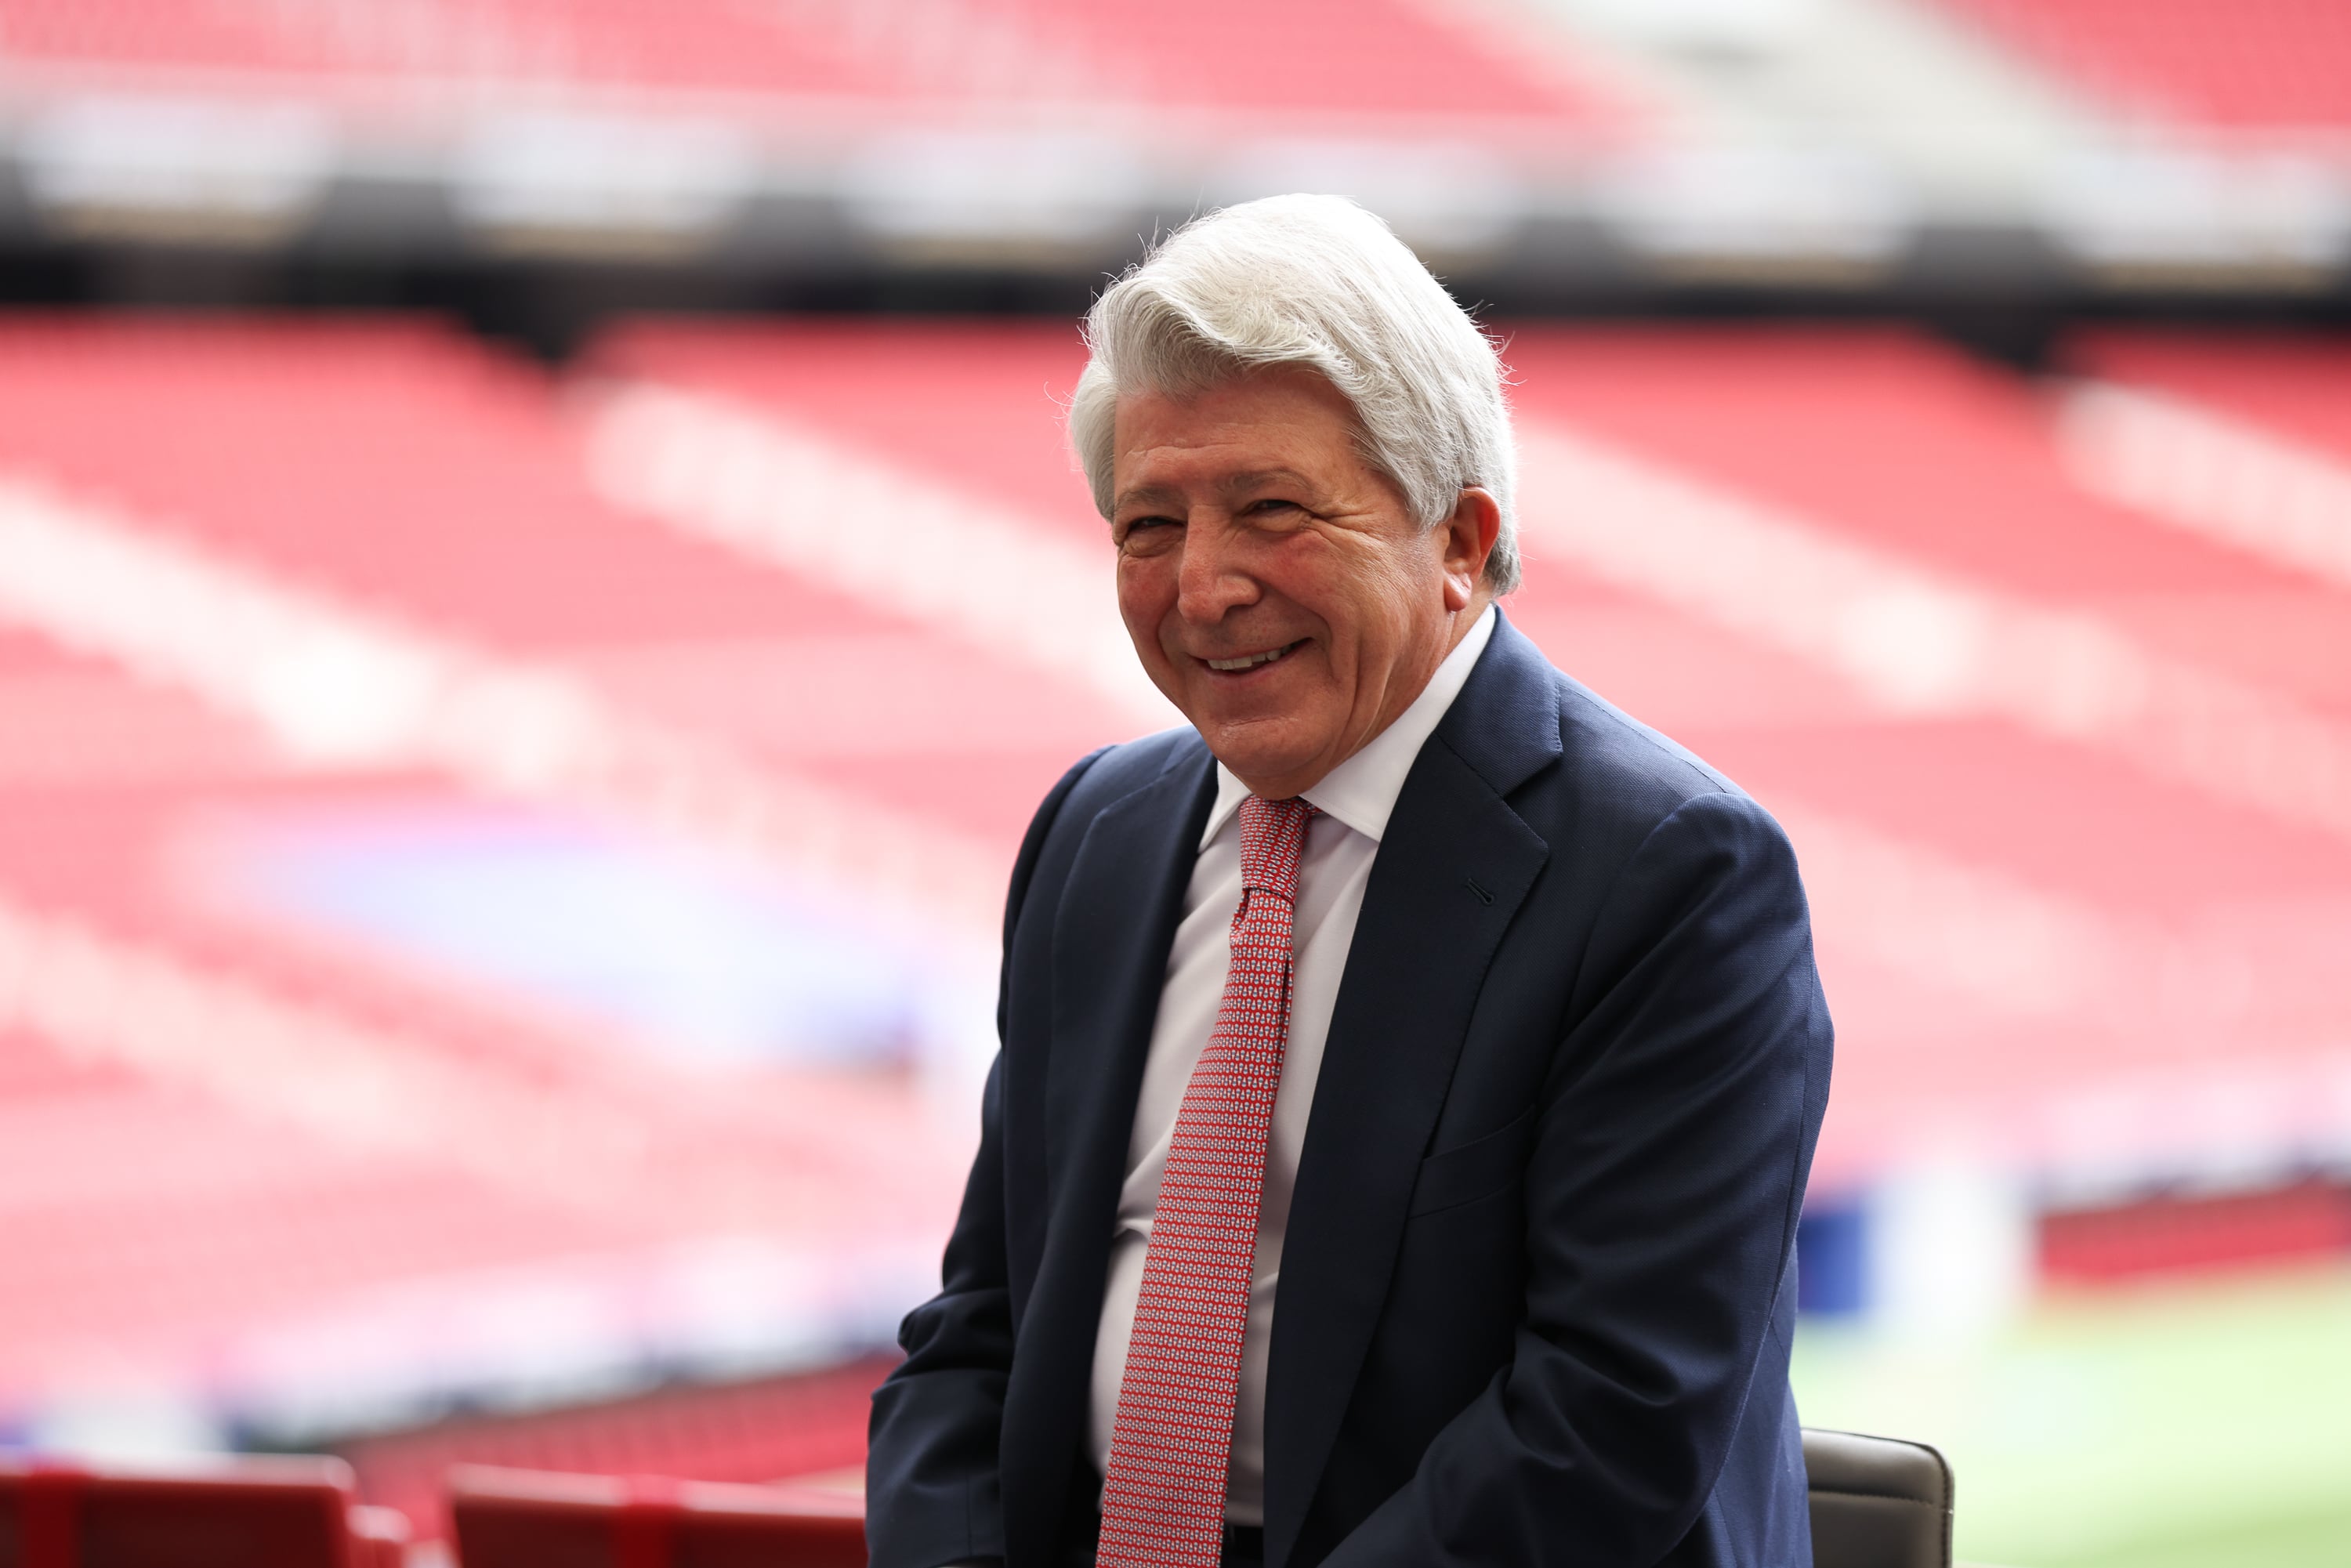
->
xmin=1804 ymin=1428 xmax=1954 ymax=1568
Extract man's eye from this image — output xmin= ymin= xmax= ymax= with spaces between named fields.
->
xmin=1118 ymin=516 xmax=1180 ymax=547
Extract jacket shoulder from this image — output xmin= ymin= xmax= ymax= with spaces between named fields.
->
xmin=1049 ymin=726 xmax=1207 ymax=822
xmin=1535 ymin=667 xmax=1788 ymax=857
xmin=1005 ymin=726 xmax=1205 ymax=908
xmin=1446 ymin=611 xmax=1762 ymax=846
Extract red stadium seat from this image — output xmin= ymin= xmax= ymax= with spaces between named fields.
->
xmin=0 ymin=1454 xmax=409 ymax=1568
xmin=339 ymin=1358 xmax=885 ymax=1551
xmin=448 ymin=1465 xmax=864 ymax=1568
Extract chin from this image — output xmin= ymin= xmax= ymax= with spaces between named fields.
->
xmin=1201 ymin=730 xmax=1319 ymax=791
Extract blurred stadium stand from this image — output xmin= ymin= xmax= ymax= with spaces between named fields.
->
xmin=0 ymin=3 xmax=2348 ymax=1565
xmin=1948 ymin=0 xmax=2351 ymax=132
xmin=0 ymin=0 xmax=2346 ymax=314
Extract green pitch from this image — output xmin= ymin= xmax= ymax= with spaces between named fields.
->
xmin=1791 ymin=1265 xmax=2351 ymax=1568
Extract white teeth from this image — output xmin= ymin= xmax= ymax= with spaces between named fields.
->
xmin=1206 ymin=643 xmax=1293 ymax=672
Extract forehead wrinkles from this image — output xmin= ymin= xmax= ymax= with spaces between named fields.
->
xmin=1118 ymin=372 xmax=1346 ymax=452
xmin=1112 ymin=416 xmax=1327 ymax=497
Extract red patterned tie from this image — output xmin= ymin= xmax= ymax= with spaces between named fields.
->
xmin=1098 ymin=794 xmax=1317 ymax=1568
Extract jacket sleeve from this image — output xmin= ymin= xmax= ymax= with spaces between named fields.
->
xmin=865 ymin=748 xmax=1106 ymax=1568
xmin=1328 ymin=789 xmax=1831 ymax=1568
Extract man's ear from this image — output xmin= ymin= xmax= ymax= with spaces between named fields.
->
xmin=1440 ymin=487 xmax=1503 ymax=611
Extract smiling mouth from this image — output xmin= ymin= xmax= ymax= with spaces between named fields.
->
xmin=1202 ymin=640 xmax=1303 ymax=672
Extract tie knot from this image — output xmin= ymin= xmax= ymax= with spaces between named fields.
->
xmin=1237 ymin=795 xmax=1316 ymax=900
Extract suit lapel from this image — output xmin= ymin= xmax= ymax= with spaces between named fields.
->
xmin=1262 ymin=615 xmax=1561 ymax=1567
xmin=1002 ymin=740 xmax=1214 ymax=1566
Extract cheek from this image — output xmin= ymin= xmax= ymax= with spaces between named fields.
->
xmin=1304 ymin=552 xmax=1414 ymax=650
xmin=1114 ymin=556 xmax=1176 ymax=636
xmin=1256 ymin=534 xmax=1349 ymax=617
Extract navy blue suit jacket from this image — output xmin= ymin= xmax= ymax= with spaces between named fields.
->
xmin=869 ymin=614 xmax=1833 ymax=1568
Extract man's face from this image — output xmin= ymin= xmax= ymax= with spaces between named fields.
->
xmin=1110 ymin=366 xmax=1497 ymax=799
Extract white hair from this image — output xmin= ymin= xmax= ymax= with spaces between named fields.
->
xmin=1070 ymin=194 xmax=1520 ymax=593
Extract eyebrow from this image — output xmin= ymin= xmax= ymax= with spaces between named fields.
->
xmin=1112 ymin=468 xmax=1322 ymax=514
xmin=1223 ymin=467 xmax=1319 ymax=499
xmin=1111 ymin=481 xmax=1185 ymax=516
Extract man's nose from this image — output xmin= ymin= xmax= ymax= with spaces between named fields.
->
xmin=1174 ymin=520 xmax=1258 ymax=623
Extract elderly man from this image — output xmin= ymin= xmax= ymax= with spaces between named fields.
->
xmin=868 ymin=195 xmax=1831 ymax=1568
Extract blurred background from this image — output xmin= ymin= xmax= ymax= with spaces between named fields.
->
xmin=0 ymin=2 xmax=2346 ymax=1565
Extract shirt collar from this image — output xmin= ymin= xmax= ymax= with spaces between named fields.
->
xmin=1200 ymin=604 xmax=1497 ymax=849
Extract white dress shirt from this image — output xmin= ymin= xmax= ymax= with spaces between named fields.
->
xmin=1085 ymin=606 xmax=1497 ymax=1526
